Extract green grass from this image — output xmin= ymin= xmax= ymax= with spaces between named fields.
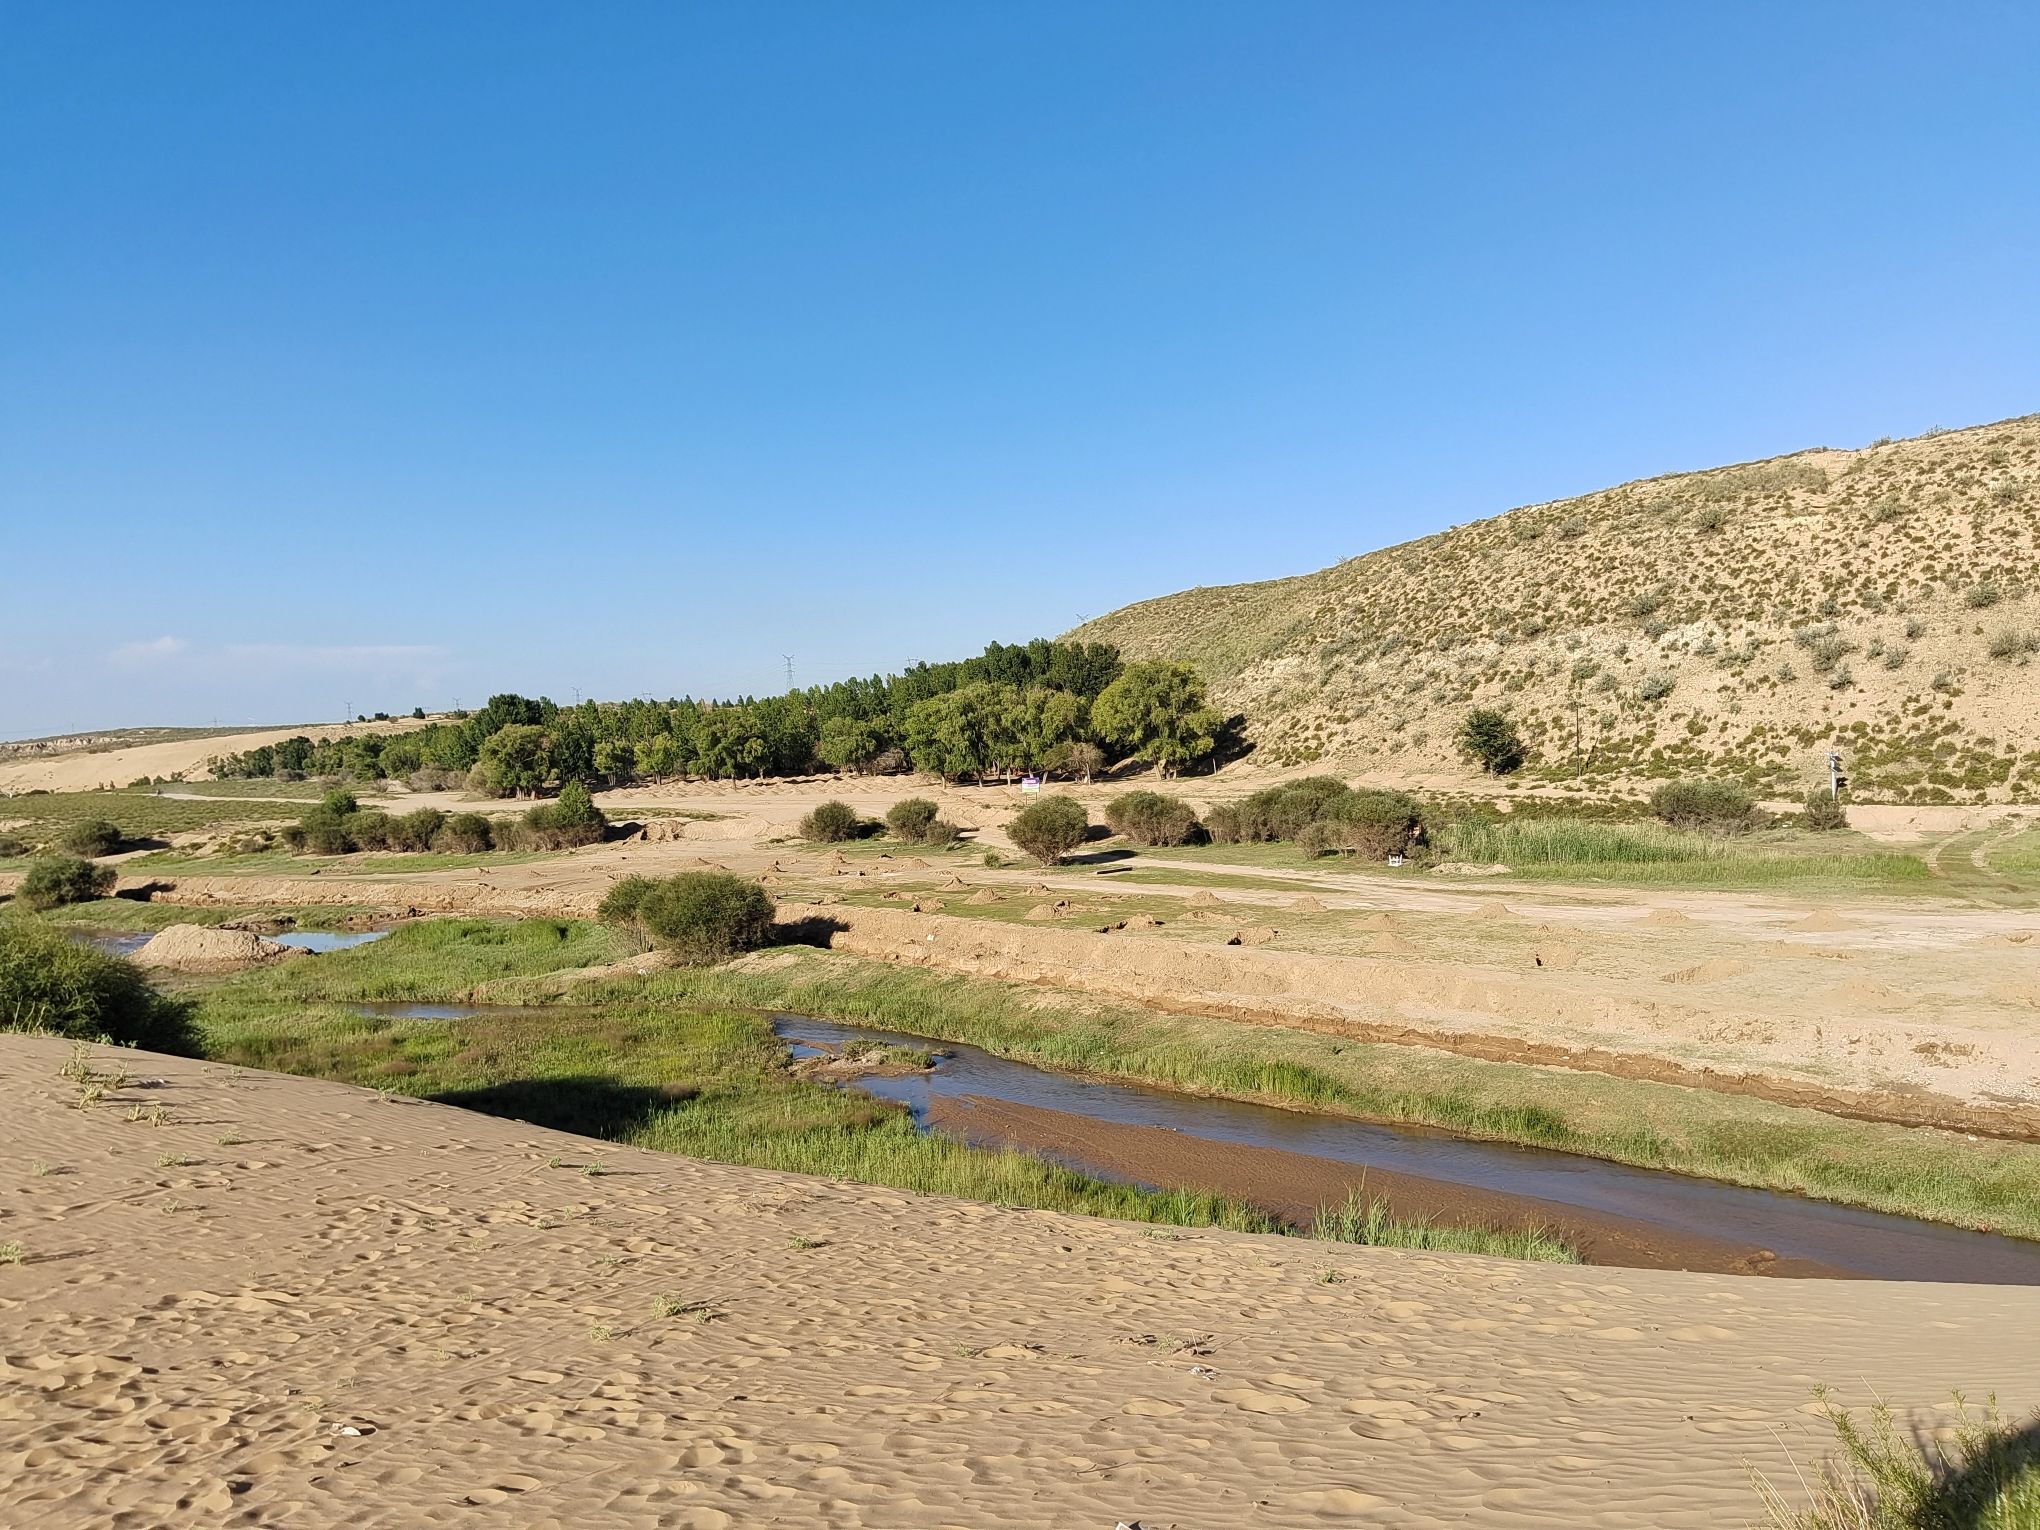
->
xmin=35 ymin=898 xmax=375 ymax=935
xmin=120 ymin=846 xmax=545 ymax=876
xmin=0 ymin=790 xmax=303 ymax=839
xmin=1988 ymin=829 xmax=2040 ymax=879
xmin=1313 ymin=1191 xmax=1576 ymax=1262
xmin=177 ymin=917 xmax=1570 ymax=1259
xmin=595 ymin=948 xmax=2040 ymax=1242
xmin=1139 ymin=823 xmax=1934 ymax=891
xmin=1753 ymin=1392 xmax=2040 ymax=1529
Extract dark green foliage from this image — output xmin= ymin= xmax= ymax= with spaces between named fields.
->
xmin=1091 ymin=661 xmax=1223 ymax=777
xmin=0 ymin=916 xmax=193 ymax=1051
xmin=1007 ymin=795 xmax=1090 ymax=865
xmin=0 ymin=835 xmax=29 ymax=859
xmin=521 ymin=780 xmax=608 ymax=849
xmin=17 ymin=855 xmax=117 ymax=911
xmin=1103 ymin=791 xmax=1200 ymax=846
xmin=434 ymin=812 xmax=495 ymax=853
xmin=389 ymin=808 xmax=445 ymax=852
xmin=597 ymin=875 xmax=661 ymax=926
xmin=57 ymin=818 xmax=125 ymax=857
xmin=885 ymin=798 xmax=941 ymax=842
xmin=1205 ymin=777 xmax=1354 ymax=843
xmin=321 ymin=788 xmax=360 ymax=817
xmin=340 ymin=810 xmax=397 ymax=850
xmin=1458 ymin=708 xmax=1526 ymax=774
xmin=1801 ymin=791 xmax=1849 ymax=831
xmin=798 ymin=800 xmax=862 ymax=843
xmin=633 ymin=873 xmax=778 ymax=964
xmin=1297 ymin=789 xmax=1427 ymax=859
xmin=1650 ymin=778 xmax=1760 ymax=833
xmin=920 ymin=817 xmax=962 ymax=847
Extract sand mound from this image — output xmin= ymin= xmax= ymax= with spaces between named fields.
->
xmin=1643 ymin=908 xmax=1697 ymax=926
xmin=1289 ymin=895 xmax=1327 ymax=913
xmin=1023 ymin=904 xmax=1058 ymax=921
xmin=1530 ymin=945 xmax=1581 ymax=971
xmin=1227 ymin=926 xmax=1279 ymax=946
xmin=911 ymin=899 xmax=946 ymax=914
xmin=1791 ymin=911 xmax=1861 ymax=934
xmin=131 ymin=924 xmax=304 ymax=973
xmin=1356 ymin=911 xmax=1400 ymax=930
xmin=639 ymin=817 xmax=689 ymax=842
xmin=1661 ymin=959 xmax=1755 ymax=985
xmin=1825 ymin=979 xmax=1914 ymax=1008
xmin=1186 ymin=890 xmax=1223 ymax=907
xmin=1473 ymin=903 xmax=1518 ymax=921
xmin=1431 ymin=861 xmax=1509 ymax=877
xmin=964 ymin=889 xmax=1002 ymax=906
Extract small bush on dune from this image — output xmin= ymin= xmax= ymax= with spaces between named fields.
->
xmin=434 ymin=812 xmax=495 ymax=853
xmin=920 ymin=817 xmax=962 ymax=847
xmin=633 ymin=872 xmax=777 ymax=964
xmin=0 ymin=916 xmax=193 ymax=1051
xmin=321 ymin=788 xmax=360 ymax=817
xmin=57 ymin=818 xmax=125 ymax=857
xmin=1103 ymin=791 xmax=1200 ymax=846
xmin=521 ymin=781 xmax=608 ymax=850
xmin=388 ymin=807 xmax=445 ymax=852
xmin=596 ymin=875 xmax=661 ymax=926
xmin=341 ymin=810 xmax=397 ymax=851
xmin=1007 ymin=795 xmax=1090 ymax=865
xmin=799 ymin=800 xmax=863 ymax=843
xmin=1297 ymin=789 xmax=1426 ymax=859
xmin=17 ymin=855 xmax=116 ymax=911
xmin=1649 ymin=778 xmax=1760 ymax=833
xmin=1801 ymin=792 xmax=1848 ymax=831
xmin=1458 ymin=708 xmax=1526 ymax=775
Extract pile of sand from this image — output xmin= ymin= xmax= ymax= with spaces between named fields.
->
xmin=1430 ymin=861 xmax=1510 ymax=877
xmin=130 ymin=925 xmax=305 ymax=973
xmin=1289 ymin=895 xmax=1327 ymax=913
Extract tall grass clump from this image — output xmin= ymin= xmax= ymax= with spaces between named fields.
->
xmin=1314 ymin=1192 xmax=1577 ymax=1263
xmin=1443 ymin=816 xmax=1723 ymax=867
xmin=1752 ymin=1392 xmax=2040 ymax=1530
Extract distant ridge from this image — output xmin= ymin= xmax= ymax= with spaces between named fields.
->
xmin=1072 ymin=416 xmax=2040 ymax=800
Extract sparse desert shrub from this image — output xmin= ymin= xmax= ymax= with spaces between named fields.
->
xmin=1457 ymin=708 xmax=1526 ymax=774
xmin=1987 ymin=628 xmax=2037 ymax=662
xmin=1007 ymin=795 xmax=1090 ymax=865
xmin=56 ymin=819 xmax=125 ymax=857
xmin=1649 ymin=778 xmax=1759 ymax=833
xmin=341 ymin=810 xmax=397 ymax=850
xmin=919 ymin=817 xmax=962 ymax=848
xmin=0 ymin=916 xmax=193 ymax=1051
xmin=0 ymin=835 xmax=30 ymax=859
xmin=885 ymin=798 xmax=940 ymax=842
xmin=1801 ymin=792 xmax=1848 ymax=831
xmin=1103 ymin=791 xmax=1200 ymax=846
xmin=1692 ymin=504 xmax=1727 ymax=532
xmin=1637 ymin=671 xmax=1676 ymax=702
xmin=434 ymin=812 xmax=494 ymax=853
xmin=1556 ymin=515 xmax=1588 ymax=539
xmin=16 ymin=855 xmax=116 ymax=911
xmin=320 ymin=788 xmax=360 ymax=817
xmin=1964 ymin=581 xmax=2003 ymax=609
xmin=634 ymin=872 xmax=777 ymax=964
xmin=799 ymin=800 xmax=862 ymax=843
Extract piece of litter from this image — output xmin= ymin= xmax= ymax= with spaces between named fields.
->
xmin=329 ymin=1423 xmax=374 ymax=1436
xmin=1189 ymin=1365 xmax=1218 ymax=1380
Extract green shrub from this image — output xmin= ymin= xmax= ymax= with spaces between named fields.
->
xmin=0 ymin=835 xmax=29 ymax=859
xmin=1208 ymin=777 xmax=1365 ymax=844
xmin=597 ymin=875 xmax=661 ymax=926
xmin=388 ymin=808 xmax=445 ymax=852
xmin=1297 ymin=789 xmax=1425 ymax=859
xmin=1801 ymin=791 xmax=1848 ymax=831
xmin=1103 ymin=791 xmax=1200 ymax=846
xmin=57 ymin=818 xmax=125 ymax=857
xmin=921 ymin=817 xmax=962 ymax=847
xmin=1007 ymin=795 xmax=1090 ymax=865
xmin=1987 ymin=628 xmax=2037 ymax=661
xmin=635 ymin=872 xmax=777 ymax=964
xmin=1964 ymin=581 xmax=2003 ymax=609
xmin=885 ymin=798 xmax=940 ymax=842
xmin=521 ymin=781 xmax=608 ymax=849
xmin=16 ymin=855 xmax=116 ymax=911
xmin=434 ymin=812 xmax=494 ymax=853
xmin=1637 ymin=671 xmax=1676 ymax=702
xmin=799 ymin=800 xmax=862 ymax=843
xmin=1649 ymin=778 xmax=1759 ymax=833
xmin=1458 ymin=709 xmax=1526 ymax=774
xmin=320 ymin=788 xmax=360 ymax=817
xmin=341 ymin=810 xmax=397 ymax=850
xmin=0 ymin=916 xmax=193 ymax=1051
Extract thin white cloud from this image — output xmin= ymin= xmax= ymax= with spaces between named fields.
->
xmin=107 ymin=635 xmax=189 ymax=666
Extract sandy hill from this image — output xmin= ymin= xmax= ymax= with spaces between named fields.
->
xmin=6 ymin=1033 xmax=2038 ymax=1528
xmin=1073 ymin=416 xmax=2040 ymax=800
xmin=0 ymin=718 xmax=429 ymax=794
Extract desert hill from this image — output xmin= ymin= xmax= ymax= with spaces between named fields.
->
xmin=1073 ymin=415 xmax=2040 ymax=801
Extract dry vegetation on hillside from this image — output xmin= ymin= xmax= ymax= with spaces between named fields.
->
xmin=1073 ymin=416 xmax=2040 ymax=801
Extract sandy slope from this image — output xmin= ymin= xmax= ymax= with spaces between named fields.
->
xmin=0 ymin=719 xmax=431 ymax=795
xmin=4 ymin=1034 xmax=2037 ymax=1529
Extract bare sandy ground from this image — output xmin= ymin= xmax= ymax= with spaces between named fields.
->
xmin=0 ymin=719 xmax=428 ymax=795
xmin=4 ymin=1033 xmax=2036 ymax=1529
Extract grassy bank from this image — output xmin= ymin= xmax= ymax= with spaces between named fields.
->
xmin=583 ymin=949 xmax=2040 ymax=1242
xmin=180 ymin=917 xmax=1571 ymax=1260
xmin=37 ymin=898 xmax=377 ymax=935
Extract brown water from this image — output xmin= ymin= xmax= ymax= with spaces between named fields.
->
xmin=775 ymin=1015 xmax=2040 ymax=1284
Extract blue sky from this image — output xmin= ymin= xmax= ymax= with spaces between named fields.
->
xmin=3 ymin=3 xmax=2036 ymax=737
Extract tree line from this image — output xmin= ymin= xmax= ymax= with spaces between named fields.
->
xmin=213 ymin=640 xmax=1238 ymax=793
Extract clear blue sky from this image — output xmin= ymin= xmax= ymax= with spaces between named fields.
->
xmin=4 ymin=3 xmax=2036 ymax=737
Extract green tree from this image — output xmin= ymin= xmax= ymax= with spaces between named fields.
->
xmin=1457 ymin=708 xmax=1526 ymax=775
xmin=1007 ymin=795 xmax=1090 ymax=865
xmin=1091 ymin=662 xmax=1222 ymax=778
xmin=817 ymin=716 xmax=883 ymax=774
xmin=470 ymin=723 xmax=551 ymax=797
xmin=904 ymin=685 xmax=1006 ymax=781
xmin=1002 ymin=687 xmax=1087 ymax=777
xmin=637 ymin=732 xmax=682 ymax=782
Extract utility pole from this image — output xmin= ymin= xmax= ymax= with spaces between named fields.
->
xmin=782 ymin=655 xmax=795 ymax=689
xmin=1827 ymin=750 xmax=1846 ymax=800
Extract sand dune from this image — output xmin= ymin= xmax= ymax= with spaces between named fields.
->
xmin=4 ymin=1033 xmax=2037 ymax=1528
